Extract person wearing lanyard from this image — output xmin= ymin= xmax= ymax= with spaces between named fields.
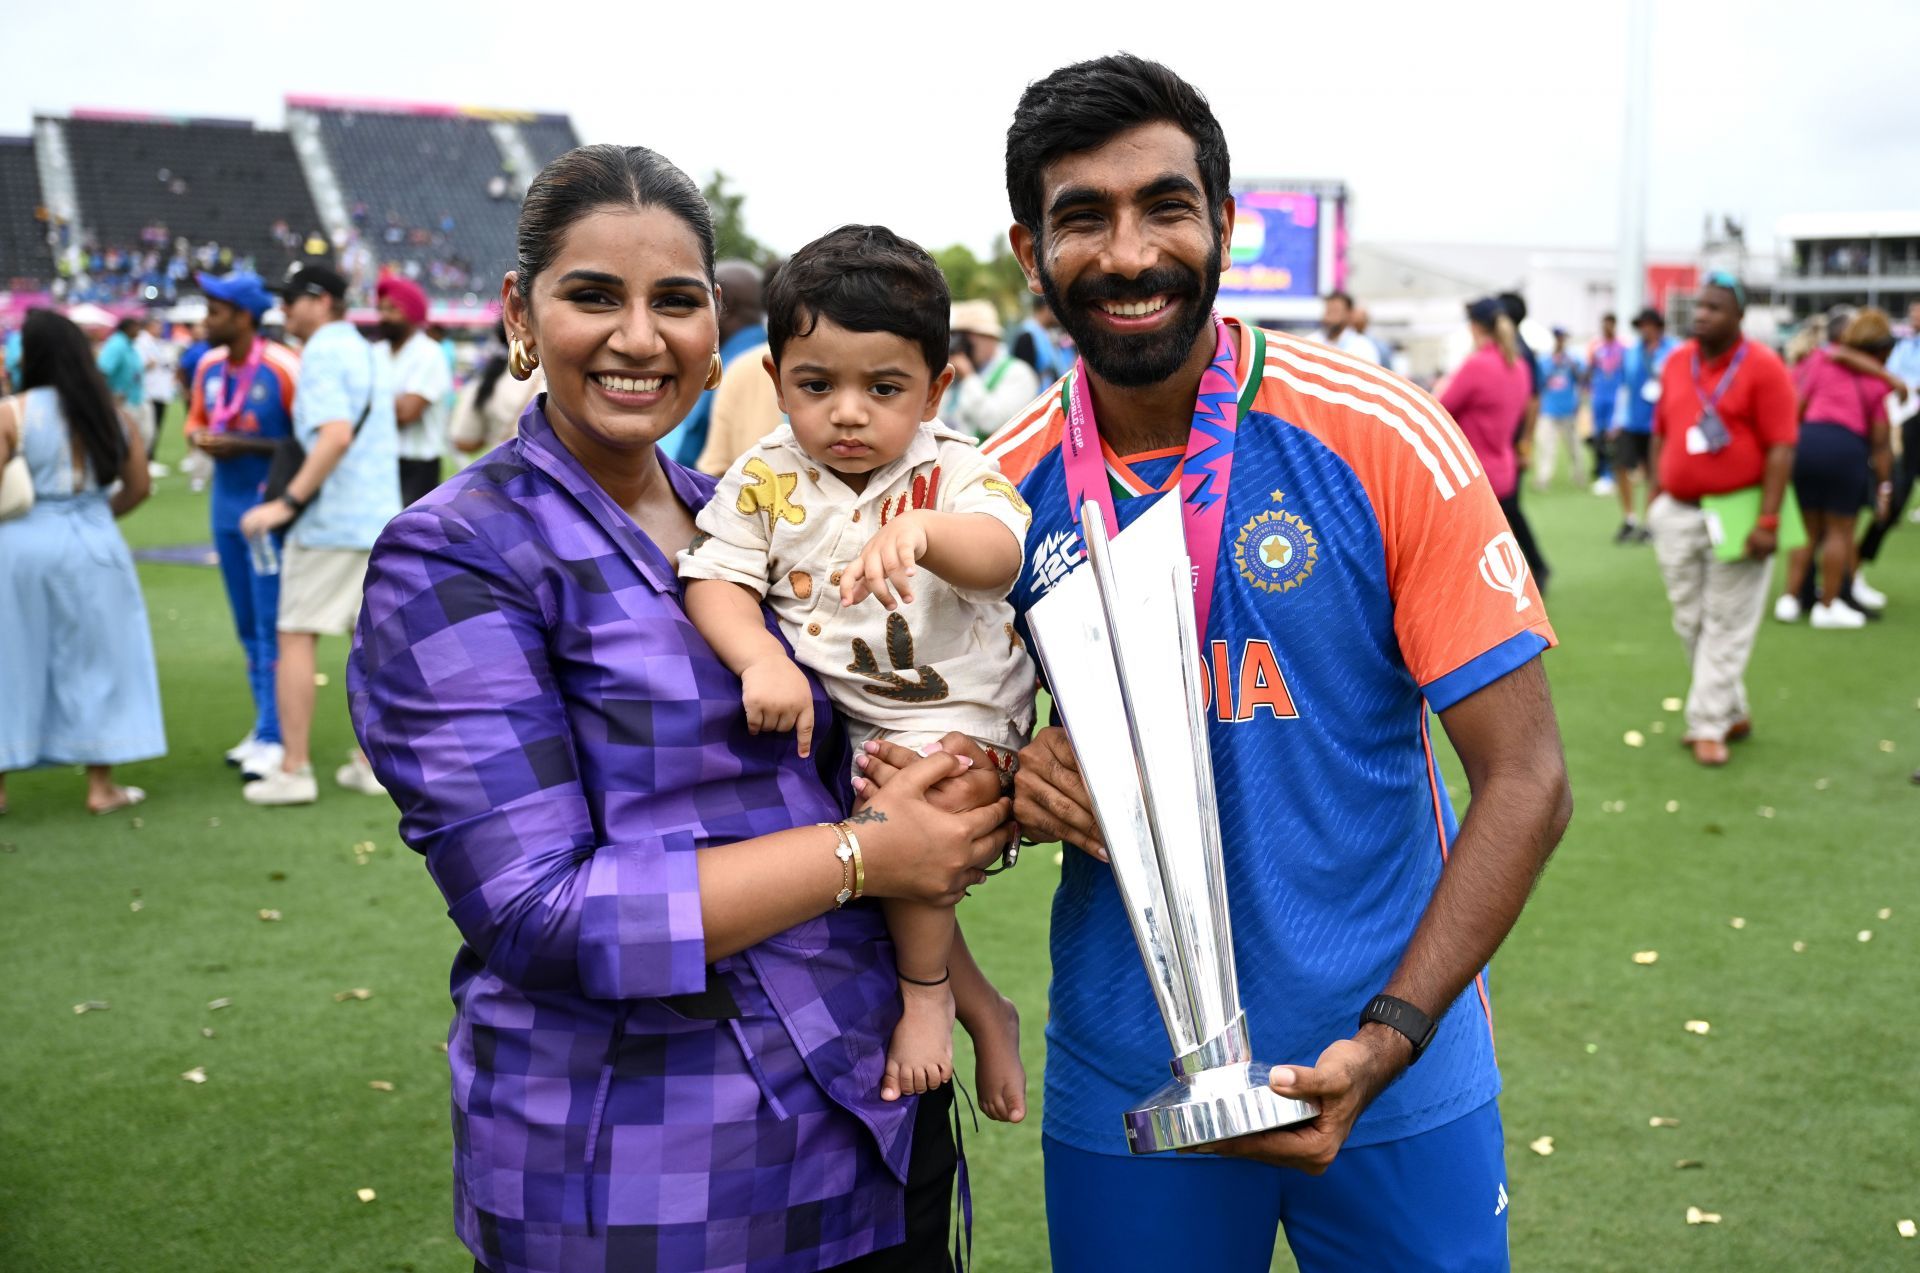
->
xmin=183 ymin=271 xmax=301 ymax=780
xmin=983 ymin=54 xmax=1572 ymax=1272
xmin=1646 ymin=274 xmax=1798 ymax=767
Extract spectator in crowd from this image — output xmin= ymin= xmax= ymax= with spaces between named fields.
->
xmin=945 ymin=298 xmax=1039 ymax=440
xmin=1646 ymin=275 xmax=1797 ymax=767
xmin=1441 ymin=297 xmax=1542 ymax=588
xmin=3 ymin=324 xmax=21 ymax=390
xmin=0 ymin=310 xmax=164 ymax=815
xmin=1351 ymin=303 xmax=1390 ymax=363
xmin=1010 ymin=294 xmax=1069 ymax=384
xmin=177 ymin=319 xmax=212 ymax=396
xmin=1586 ymin=312 xmax=1625 ymax=494
xmin=90 ymin=312 xmax=145 ymax=417
xmin=239 ymin=264 xmax=400 ymax=806
xmin=376 ymin=274 xmax=452 ymax=507
xmin=1534 ymin=326 xmax=1584 ymax=490
xmin=1499 ymin=291 xmax=1549 ymax=588
xmin=1314 ymin=289 xmax=1381 ymax=363
xmin=1862 ymin=299 xmax=1920 ymax=550
xmin=660 ymin=258 xmax=767 ymax=466
xmin=692 ymin=327 xmax=786 ymax=475
xmin=137 ymin=316 xmax=178 ymax=475
xmin=1613 ymin=307 xmax=1675 ymax=543
xmin=1777 ymin=308 xmax=1897 ymax=629
xmin=184 ymin=271 xmax=302 ymax=778
xmin=449 ymin=323 xmax=542 ymax=455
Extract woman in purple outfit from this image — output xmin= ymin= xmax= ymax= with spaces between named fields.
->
xmin=349 ymin=145 xmax=1016 ymax=1273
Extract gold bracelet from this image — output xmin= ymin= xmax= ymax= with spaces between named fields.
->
xmin=843 ymin=826 xmax=865 ymax=899
xmin=822 ymin=823 xmax=855 ymax=908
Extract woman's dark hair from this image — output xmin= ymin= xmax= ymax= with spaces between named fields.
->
xmin=473 ymin=320 xmax=510 ymax=412
xmin=513 ymin=144 xmax=715 ymax=303
xmin=1005 ymin=53 xmax=1231 ymax=241
xmin=18 ymin=309 xmax=127 ymax=483
xmin=764 ymin=225 xmax=951 ymax=377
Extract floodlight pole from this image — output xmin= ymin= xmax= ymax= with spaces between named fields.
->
xmin=1615 ymin=0 xmax=1652 ymax=322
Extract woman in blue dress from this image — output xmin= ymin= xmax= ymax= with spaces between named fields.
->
xmin=0 ymin=309 xmax=166 ymax=814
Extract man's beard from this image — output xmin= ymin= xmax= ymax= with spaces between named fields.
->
xmin=1038 ymin=230 xmax=1223 ymax=389
xmin=377 ymin=320 xmax=409 ymax=346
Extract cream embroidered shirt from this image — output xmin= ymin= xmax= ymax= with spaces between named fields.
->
xmin=678 ymin=419 xmax=1036 ymax=748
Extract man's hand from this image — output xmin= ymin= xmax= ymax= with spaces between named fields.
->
xmin=1744 ymin=525 xmax=1778 ymax=560
xmin=740 ymin=654 xmax=815 ymax=757
xmin=192 ymin=431 xmax=243 ymax=459
xmin=1012 ymin=726 xmax=1106 ymax=861
xmin=842 ymin=510 xmax=931 ymax=610
xmin=1202 ymin=1025 xmax=1411 ymax=1174
xmin=238 ymin=498 xmax=294 ymax=540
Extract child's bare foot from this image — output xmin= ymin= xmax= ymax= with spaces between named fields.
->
xmin=966 ymin=991 xmax=1027 ymax=1123
xmin=880 ymin=978 xmax=956 ymax=1101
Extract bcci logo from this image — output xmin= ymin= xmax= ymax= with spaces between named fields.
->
xmin=1235 ymin=507 xmax=1317 ymax=595
xmin=1478 ymin=532 xmax=1532 ymax=612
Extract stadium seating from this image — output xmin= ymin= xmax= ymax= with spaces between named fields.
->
xmin=61 ymin=117 xmax=323 ymax=278
xmin=518 ymin=116 xmax=581 ymax=170
xmin=0 ymin=136 xmax=54 ymax=288
xmin=310 ymin=108 xmax=524 ymax=297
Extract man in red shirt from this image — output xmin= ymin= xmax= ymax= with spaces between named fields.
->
xmin=1647 ymin=274 xmax=1798 ymax=766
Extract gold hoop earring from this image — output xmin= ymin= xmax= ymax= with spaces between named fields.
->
xmin=508 ymin=336 xmax=539 ymax=381
xmin=704 ymin=348 xmax=724 ymax=390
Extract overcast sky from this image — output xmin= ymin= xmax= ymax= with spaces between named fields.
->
xmin=5 ymin=0 xmax=1914 ymax=260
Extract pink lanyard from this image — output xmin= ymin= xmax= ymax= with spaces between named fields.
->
xmin=207 ymin=339 xmax=265 ymax=434
xmin=1058 ymin=315 xmax=1263 ymax=637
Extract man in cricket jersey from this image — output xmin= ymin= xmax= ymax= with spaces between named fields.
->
xmin=984 ymin=53 xmax=1574 ymax=1272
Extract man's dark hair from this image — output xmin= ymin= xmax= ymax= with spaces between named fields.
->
xmin=1005 ymin=53 xmax=1231 ymax=240
xmin=1601 ymin=311 xmax=1616 ymax=324
xmin=1325 ymin=290 xmax=1354 ymax=308
xmin=764 ymin=225 xmax=950 ymax=376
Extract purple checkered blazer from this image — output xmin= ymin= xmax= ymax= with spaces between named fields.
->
xmin=349 ymin=400 xmax=917 ymax=1273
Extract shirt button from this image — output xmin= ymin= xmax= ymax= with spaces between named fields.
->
xmin=807 ymin=623 xmax=821 ymax=636
xmin=830 ymin=571 xmax=843 ymax=586
xmin=851 ymin=509 xmax=862 ymax=523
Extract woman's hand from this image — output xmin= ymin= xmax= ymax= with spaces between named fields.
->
xmin=854 ymin=750 xmax=1014 ymax=907
xmin=854 ymin=733 xmax=1005 ymax=815
xmin=841 ymin=510 xmax=930 ymax=610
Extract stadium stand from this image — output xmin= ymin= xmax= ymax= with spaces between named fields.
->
xmin=0 ymin=136 xmax=55 ymax=289
xmin=59 ymin=114 xmax=325 ymax=300
xmin=517 ymin=116 xmax=581 ymax=169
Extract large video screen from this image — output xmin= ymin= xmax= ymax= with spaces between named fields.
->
xmin=1220 ymin=188 xmax=1331 ymax=300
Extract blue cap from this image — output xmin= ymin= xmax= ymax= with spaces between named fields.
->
xmin=196 ymin=271 xmax=274 ymax=322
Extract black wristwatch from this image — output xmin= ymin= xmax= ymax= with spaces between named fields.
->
xmin=279 ymin=491 xmax=307 ymax=515
xmin=1360 ymin=994 xmax=1437 ymax=1064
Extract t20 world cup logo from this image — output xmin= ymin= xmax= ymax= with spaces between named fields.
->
xmin=1478 ymin=531 xmax=1532 ymax=612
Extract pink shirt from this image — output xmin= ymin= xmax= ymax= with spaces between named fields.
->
xmin=1439 ymin=344 xmax=1534 ymax=499
xmin=1797 ymin=347 xmax=1886 ymax=438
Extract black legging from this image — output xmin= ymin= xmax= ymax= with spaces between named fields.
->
xmin=1498 ymin=490 xmax=1551 ymax=597
xmin=1857 ymin=413 xmax=1920 ymax=563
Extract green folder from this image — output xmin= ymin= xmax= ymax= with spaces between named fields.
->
xmin=1701 ymin=485 xmax=1807 ymax=562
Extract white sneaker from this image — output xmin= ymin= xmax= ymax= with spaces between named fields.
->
xmin=1850 ymin=572 xmax=1888 ymax=611
xmin=1810 ymin=600 xmax=1867 ymax=630
xmin=243 ymin=765 xmax=318 ymax=805
xmin=1591 ymin=476 xmax=1617 ymax=496
xmin=148 ymin=461 xmax=171 ymax=479
xmin=225 ymin=731 xmax=258 ymax=767
xmin=335 ymin=758 xmax=387 ymax=797
xmin=241 ymin=742 xmax=285 ymax=782
xmin=1773 ymin=594 xmax=1802 ymax=623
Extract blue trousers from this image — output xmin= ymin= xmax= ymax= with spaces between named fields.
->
xmin=1044 ymin=1100 xmax=1510 ymax=1272
xmin=212 ymin=526 xmax=282 ymax=745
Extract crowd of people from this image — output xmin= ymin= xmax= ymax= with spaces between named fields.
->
xmin=0 ymin=50 xmax=1912 ymax=1272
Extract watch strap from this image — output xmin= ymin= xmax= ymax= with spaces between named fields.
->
xmin=1360 ymin=994 xmax=1437 ymax=1064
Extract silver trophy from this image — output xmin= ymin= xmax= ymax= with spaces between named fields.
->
xmin=1026 ymin=494 xmax=1318 ymax=1153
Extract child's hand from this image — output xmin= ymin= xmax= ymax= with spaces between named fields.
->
xmin=842 ymin=511 xmax=930 ymax=611
xmin=741 ymin=655 xmax=815 ymax=757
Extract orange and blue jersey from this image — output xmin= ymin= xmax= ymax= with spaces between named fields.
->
xmin=984 ymin=318 xmax=1556 ymax=1157
xmin=185 ymin=341 xmax=300 ymax=531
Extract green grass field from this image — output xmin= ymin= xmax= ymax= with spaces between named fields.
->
xmin=3 ymin=416 xmax=1916 ymax=1271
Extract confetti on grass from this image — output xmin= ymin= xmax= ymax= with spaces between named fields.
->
xmin=1877 ymin=908 xmax=1892 ymax=920
xmin=1649 ymin=1116 xmax=1680 ymax=1128
xmin=1898 ymin=1219 xmax=1916 ymax=1239
xmin=1792 ymin=941 xmax=1807 ymax=953
xmin=1529 ymin=1136 xmax=1555 ymax=1156
xmin=181 ymin=1067 xmax=207 ymax=1084
xmin=1675 ymin=1159 xmax=1703 ymax=1170
xmin=1879 ymin=740 xmax=1896 ymax=753
xmin=368 ymin=1080 xmax=396 ymax=1092
xmin=1632 ymin=950 xmax=1659 ymax=965
xmin=1729 ymin=917 xmax=1746 ymax=930
xmin=207 ymin=998 xmax=232 ymax=1011
xmin=1665 ymin=800 xmax=1680 ymax=813
xmin=1623 ymin=731 xmax=1646 ymax=748
xmin=1662 ymin=697 xmax=1683 ymax=712
xmin=1684 ymin=1020 xmax=1712 ymax=1035
xmin=1858 ymin=931 xmax=1873 ymax=943
xmin=1757 ymin=806 xmax=1776 ymax=818
xmin=72 ymin=1001 xmax=109 ymax=1014
xmin=1686 ymin=1207 xmax=1722 ymax=1225
xmin=258 ymin=909 xmax=282 ymax=922
xmin=356 ymin=1187 xmax=376 ymax=1203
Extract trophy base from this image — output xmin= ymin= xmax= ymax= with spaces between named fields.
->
xmin=1123 ymin=1063 xmax=1320 ymax=1154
